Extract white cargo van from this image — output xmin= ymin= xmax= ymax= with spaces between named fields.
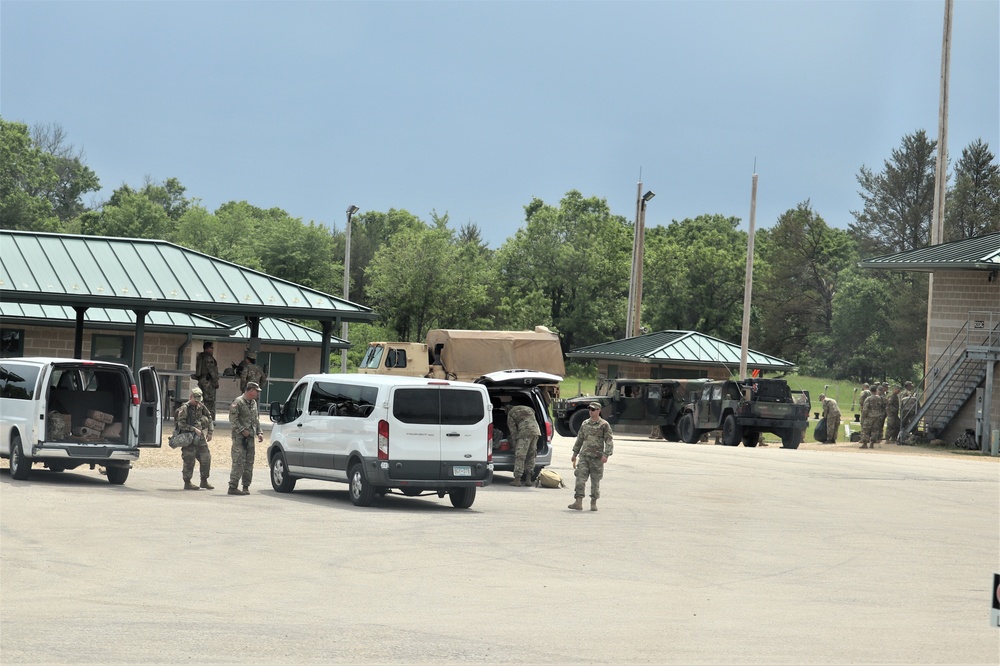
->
xmin=267 ymin=374 xmax=492 ymax=508
xmin=0 ymin=357 xmax=162 ymax=484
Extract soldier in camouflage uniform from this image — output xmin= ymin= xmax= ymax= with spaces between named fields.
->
xmin=239 ymin=353 xmax=267 ymax=394
xmin=175 ymin=387 xmax=214 ymax=490
xmin=569 ymin=402 xmax=614 ymax=512
xmin=506 ymin=402 xmax=540 ymax=487
xmin=884 ymin=385 xmax=901 ymax=444
xmin=228 ymin=382 xmax=264 ymax=495
xmin=876 ymin=382 xmax=890 ymax=442
xmin=191 ymin=341 xmax=220 ymax=420
xmin=818 ymin=393 xmax=841 ymax=444
xmin=898 ymin=381 xmax=917 ymax=444
xmin=860 ymin=385 xmax=885 ymax=449
xmin=858 ymin=382 xmax=871 ymax=415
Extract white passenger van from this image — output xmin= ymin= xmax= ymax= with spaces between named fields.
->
xmin=267 ymin=374 xmax=493 ymax=508
xmin=0 ymin=357 xmax=162 ymax=484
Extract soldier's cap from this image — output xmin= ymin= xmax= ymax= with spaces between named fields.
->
xmin=245 ymin=351 xmax=256 ymax=360
xmin=246 ymin=382 xmax=261 ymax=391
xmin=191 ymin=387 xmax=203 ymax=398
xmin=881 ymin=382 xmax=889 ymax=387
xmin=588 ymin=402 xmax=602 ymax=411
xmin=818 ymin=393 xmax=825 ymax=400
xmin=904 ymin=381 xmax=913 ymax=387
xmin=203 ymin=341 xmax=213 ymax=349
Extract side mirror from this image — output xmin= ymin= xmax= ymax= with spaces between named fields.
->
xmin=269 ymin=401 xmax=284 ymax=423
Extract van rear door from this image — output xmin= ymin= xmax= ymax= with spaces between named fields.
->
xmin=137 ymin=366 xmax=162 ymax=446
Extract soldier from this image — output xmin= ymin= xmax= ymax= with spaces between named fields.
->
xmin=239 ymin=352 xmax=267 ymax=394
xmin=818 ymin=393 xmax=841 ymax=444
xmin=885 ymin=385 xmax=901 ymax=444
xmin=569 ymin=402 xmax=614 ymax=512
xmin=191 ymin=341 xmax=220 ymax=420
xmin=228 ymin=381 xmax=264 ymax=496
xmin=898 ymin=381 xmax=917 ymax=444
xmin=860 ymin=385 xmax=885 ymax=449
xmin=175 ymin=387 xmax=214 ymax=490
xmin=506 ymin=401 xmax=540 ymax=487
xmin=858 ymin=382 xmax=871 ymax=414
xmin=876 ymin=382 xmax=890 ymax=442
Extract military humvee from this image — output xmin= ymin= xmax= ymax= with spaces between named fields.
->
xmin=677 ymin=378 xmax=809 ymax=449
xmin=552 ymin=378 xmax=709 ymax=438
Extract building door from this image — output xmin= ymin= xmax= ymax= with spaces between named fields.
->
xmin=257 ymin=351 xmax=295 ymax=405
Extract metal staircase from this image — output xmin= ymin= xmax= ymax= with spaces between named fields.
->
xmin=902 ymin=311 xmax=1000 ymax=440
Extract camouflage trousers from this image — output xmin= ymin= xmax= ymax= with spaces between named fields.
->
xmin=181 ymin=438 xmax=212 ymax=482
xmin=198 ymin=380 xmax=218 ymax=420
xmin=876 ymin=416 xmax=887 ymax=441
xmin=574 ymin=456 xmax=605 ymax=500
xmin=825 ymin=414 xmax=841 ymax=443
xmin=886 ymin=416 xmax=900 ymax=441
xmin=511 ymin=434 xmax=538 ymax=483
xmin=229 ymin=436 xmax=255 ymax=489
xmin=861 ymin=419 xmax=879 ymax=445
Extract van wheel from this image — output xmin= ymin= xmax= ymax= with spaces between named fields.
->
xmin=270 ymin=451 xmax=296 ymax=493
xmin=722 ymin=414 xmax=742 ymax=447
xmin=449 ymin=486 xmax=476 ymax=509
xmin=9 ymin=435 xmax=30 ymax=480
xmin=678 ymin=413 xmax=700 ymax=444
xmin=568 ymin=410 xmax=589 ymax=437
xmin=349 ymin=462 xmax=374 ymax=507
xmin=106 ymin=466 xmax=129 ymax=485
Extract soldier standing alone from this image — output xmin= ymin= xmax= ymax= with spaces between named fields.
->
xmin=191 ymin=341 xmax=219 ymax=420
xmin=569 ymin=402 xmax=614 ymax=512
xmin=228 ymin=381 xmax=264 ymax=496
xmin=175 ymin=387 xmax=214 ymax=490
xmin=885 ymin=385 xmax=901 ymax=444
xmin=506 ymin=401 xmax=540 ymax=487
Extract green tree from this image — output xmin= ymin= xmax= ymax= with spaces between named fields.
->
xmin=493 ymin=191 xmax=631 ymax=351
xmin=756 ymin=202 xmax=858 ymax=363
xmin=642 ymin=215 xmax=748 ymax=341
xmin=29 ymin=122 xmax=100 ymax=223
xmin=81 ymin=187 xmax=172 ymax=239
xmin=0 ymin=118 xmax=59 ymax=231
xmin=945 ymin=139 xmax=1000 ymax=241
xmin=850 ymin=130 xmax=936 ymax=256
xmin=345 ymin=208 xmax=425 ymax=304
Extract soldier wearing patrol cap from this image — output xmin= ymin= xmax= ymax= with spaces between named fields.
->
xmin=568 ymin=402 xmax=614 ymax=512
xmin=228 ymin=381 xmax=264 ymax=495
xmin=239 ymin=352 xmax=267 ymax=394
xmin=175 ymin=386 xmax=214 ymax=490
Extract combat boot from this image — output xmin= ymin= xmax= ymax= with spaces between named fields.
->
xmin=590 ymin=499 xmax=598 ymax=512
xmin=183 ymin=481 xmax=199 ymax=490
xmin=568 ymin=497 xmax=583 ymax=511
xmin=228 ymin=486 xmax=245 ymax=496
xmin=200 ymin=478 xmax=214 ymax=490
xmin=243 ymin=485 xmax=250 ymax=494
xmin=510 ymin=478 xmax=522 ymax=487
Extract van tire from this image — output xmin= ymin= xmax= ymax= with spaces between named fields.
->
xmin=449 ymin=486 xmax=476 ymax=509
xmin=568 ymin=410 xmax=589 ymax=437
xmin=106 ymin=466 xmax=129 ymax=485
xmin=349 ymin=462 xmax=375 ymax=507
xmin=269 ymin=450 xmax=297 ymax=493
xmin=9 ymin=435 xmax=30 ymax=480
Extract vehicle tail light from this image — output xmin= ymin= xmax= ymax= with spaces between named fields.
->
xmin=130 ymin=384 xmax=140 ymax=405
xmin=487 ymin=423 xmax=493 ymax=462
xmin=545 ymin=421 xmax=553 ymax=443
xmin=378 ymin=419 xmax=389 ymax=460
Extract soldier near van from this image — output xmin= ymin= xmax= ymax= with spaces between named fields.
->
xmin=506 ymin=401 xmax=540 ymax=487
xmin=818 ymin=393 xmax=841 ymax=444
xmin=228 ymin=382 xmax=264 ymax=496
xmin=898 ymin=381 xmax=917 ymax=444
xmin=860 ymin=385 xmax=885 ymax=449
xmin=191 ymin=341 xmax=220 ymax=420
xmin=175 ymin=387 xmax=214 ymax=490
xmin=569 ymin=402 xmax=614 ymax=512
xmin=239 ymin=352 xmax=267 ymax=394
xmin=885 ymin=385 xmax=901 ymax=444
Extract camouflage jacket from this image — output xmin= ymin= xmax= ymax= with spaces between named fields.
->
xmin=506 ymin=404 xmax=540 ymax=440
xmin=240 ymin=364 xmax=266 ymax=392
xmin=862 ymin=394 xmax=885 ymax=422
xmin=573 ymin=417 xmax=614 ymax=459
xmin=885 ymin=392 xmax=900 ymax=418
xmin=899 ymin=390 xmax=918 ymax=414
xmin=193 ymin=351 xmax=219 ymax=386
xmin=229 ymin=394 xmax=261 ymax=438
xmin=821 ymin=398 xmax=840 ymax=418
xmin=176 ymin=401 xmax=213 ymax=437
xmin=859 ymin=390 xmax=872 ymax=410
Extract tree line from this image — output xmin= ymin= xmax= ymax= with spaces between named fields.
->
xmin=2 ymin=117 xmax=999 ymax=383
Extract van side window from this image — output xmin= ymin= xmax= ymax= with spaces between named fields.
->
xmin=440 ymin=389 xmax=485 ymax=425
xmin=0 ymin=363 xmax=40 ymax=400
xmin=393 ymin=388 xmax=484 ymax=425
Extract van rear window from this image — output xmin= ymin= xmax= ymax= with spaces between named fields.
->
xmin=393 ymin=388 xmax=484 ymax=425
xmin=0 ymin=363 xmax=41 ymax=400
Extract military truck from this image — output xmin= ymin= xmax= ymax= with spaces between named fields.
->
xmin=552 ymin=378 xmax=709 ymax=438
xmin=676 ymin=378 xmax=809 ymax=449
xmin=358 ymin=326 xmax=565 ymax=384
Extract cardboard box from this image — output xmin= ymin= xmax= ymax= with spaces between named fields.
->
xmin=86 ymin=409 xmax=114 ymax=424
xmin=82 ymin=417 xmax=107 ymax=431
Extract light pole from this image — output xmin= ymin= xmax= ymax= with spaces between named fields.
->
xmin=341 ymin=204 xmax=359 ymax=373
xmin=626 ymin=186 xmax=655 ymax=338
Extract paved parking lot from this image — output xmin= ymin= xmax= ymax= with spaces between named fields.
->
xmin=2 ymin=434 xmax=998 ymax=664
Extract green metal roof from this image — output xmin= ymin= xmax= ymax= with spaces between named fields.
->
xmin=0 ymin=302 xmax=232 ymax=333
xmin=858 ymin=232 xmax=1000 ymax=272
xmin=566 ymin=330 xmax=796 ymax=372
xmin=226 ymin=317 xmax=349 ymax=349
xmin=0 ymin=230 xmax=377 ymax=321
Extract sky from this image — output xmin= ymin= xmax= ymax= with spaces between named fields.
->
xmin=2 ymin=1 xmax=998 ymax=249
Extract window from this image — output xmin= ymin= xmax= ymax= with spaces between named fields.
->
xmin=386 ymin=348 xmax=407 ymax=369
xmin=91 ymin=335 xmax=133 ymax=364
xmin=0 ymin=329 xmax=24 ymax=357
xmin=0 ymin=363 xmax=40 ymax=400
xmin=309 ymin=382 xmax=377 ymax=417
xmin=360 ymin=345 xmax=384 ymax=370
xmin=393 ymin=388 xmax=484 ymax=425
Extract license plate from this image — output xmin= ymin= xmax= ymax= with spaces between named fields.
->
xmin=453 ymin=466 xmax=471 ymax=477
